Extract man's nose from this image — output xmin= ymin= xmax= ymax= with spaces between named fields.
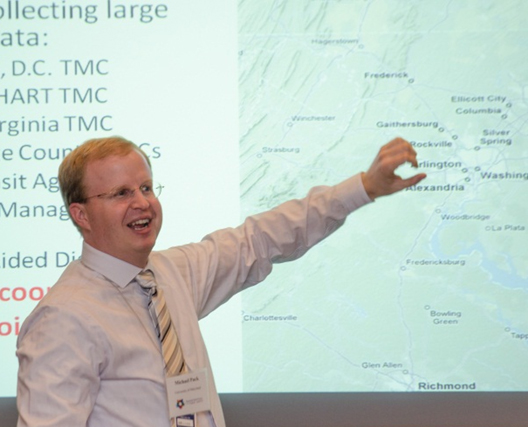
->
xmin=130 ymin=189 xmax=150 ymax=208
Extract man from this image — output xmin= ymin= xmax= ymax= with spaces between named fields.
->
xmin=16 ymin=136 xmax=426 ymax=427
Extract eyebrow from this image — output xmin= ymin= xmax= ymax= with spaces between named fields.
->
xmin=110 ymin=180 xmax=154 ymax=191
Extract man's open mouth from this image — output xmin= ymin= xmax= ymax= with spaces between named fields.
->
xmin=128 ymin=218 xmax=151 ymax=230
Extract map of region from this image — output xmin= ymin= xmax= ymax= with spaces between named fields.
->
xmin=238 ymin=0 xmax=528 ymax=392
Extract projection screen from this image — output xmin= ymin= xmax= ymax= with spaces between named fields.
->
xmin=1 ymin=1 xmax=527 ymax=426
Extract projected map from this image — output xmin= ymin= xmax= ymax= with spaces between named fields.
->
xmin=238 ymin=1 xmax=528 ymax=392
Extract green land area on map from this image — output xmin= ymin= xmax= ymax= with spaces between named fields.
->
xmin=238 ymin=0 xmax=528 ymax=392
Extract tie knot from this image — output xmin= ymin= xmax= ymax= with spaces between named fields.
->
xmin=136 ymin=269 xmax=156 ymax=291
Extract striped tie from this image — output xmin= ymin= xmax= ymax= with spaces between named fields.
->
xmin=137 ymin=270 xmax=186 ymax=375
xmin=137 ymin=270 xmax=197 ymax=426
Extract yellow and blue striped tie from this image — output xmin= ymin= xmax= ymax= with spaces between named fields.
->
xmin=137 ymin=269 xmax=186 ymax=375
xmin=137 ymin=270 xmax=191 ymax=426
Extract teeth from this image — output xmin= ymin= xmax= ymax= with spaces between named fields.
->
xmin=129 ymin=219 xmax=150 ymax=228
xmin=133 ymin=219 xmax=149 ymax=225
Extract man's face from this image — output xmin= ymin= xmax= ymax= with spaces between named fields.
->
xmin=71 ymin=150 xmax=163 ymax=267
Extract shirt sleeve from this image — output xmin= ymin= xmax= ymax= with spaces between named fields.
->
xmin=165 ymin=173 xmax=372 ymax=318
xmin=16 ymin=303 xmax=105 ymax=427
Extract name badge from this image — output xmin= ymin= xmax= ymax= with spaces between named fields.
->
xmin=166 ymin=369 xmax=210 ymax=419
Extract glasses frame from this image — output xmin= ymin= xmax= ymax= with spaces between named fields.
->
xmin=80 ymin=181 xmax=164 ymax=203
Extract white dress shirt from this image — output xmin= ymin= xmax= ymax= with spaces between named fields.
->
xmin=16 ymin=173 xmax=371 ymax=427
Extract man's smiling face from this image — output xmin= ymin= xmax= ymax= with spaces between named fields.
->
xmin=70 ymin=149 xmax=163 ymax=267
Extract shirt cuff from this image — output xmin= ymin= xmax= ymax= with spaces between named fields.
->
xmin=333 ymin=173 xmax=373 ymax=213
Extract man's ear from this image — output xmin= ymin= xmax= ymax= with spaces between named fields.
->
xmin=69 ymin=203 xmax=91 ymax=232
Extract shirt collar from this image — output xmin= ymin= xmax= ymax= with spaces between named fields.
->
xmin=81 ymin=242 xmax=142 ymax=288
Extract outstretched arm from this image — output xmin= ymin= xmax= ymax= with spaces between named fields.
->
xmin=361 ymin=137 xmax=427 ymax=200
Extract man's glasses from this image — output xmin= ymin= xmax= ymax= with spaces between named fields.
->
xmin=81 ymin=182 xmax=164 ymax=203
